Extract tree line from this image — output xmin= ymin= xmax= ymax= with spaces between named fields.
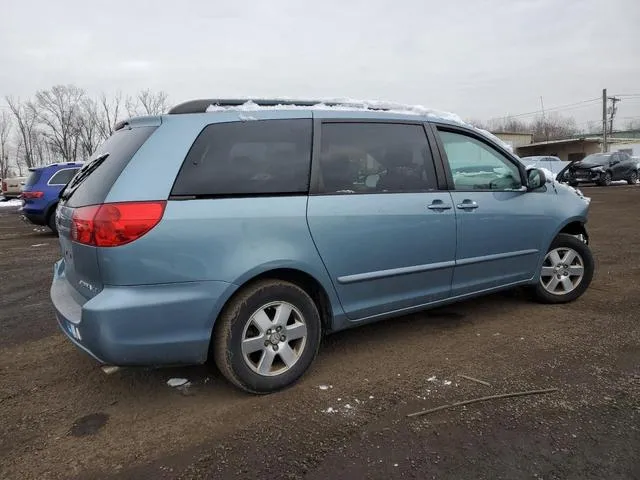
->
xmin=0 ymin=85 xmax=169 ymax=178
xmin=471 ymin=113 xmax=640 ymax=144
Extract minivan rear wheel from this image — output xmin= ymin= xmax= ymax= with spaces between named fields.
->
xmin=213 ymin=279 xmax=321 ymax=394
xmin=532 ymin=233 xmax=594 ymax=304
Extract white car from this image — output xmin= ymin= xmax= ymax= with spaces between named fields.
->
xmin=520 ymin=156 xmax=570 ymax=176
xmin=1 ymin=176 xmax=27 ymax=199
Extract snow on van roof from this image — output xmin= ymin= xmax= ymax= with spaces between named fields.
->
xmin=201 ymin=98 xmax=513 ymax=152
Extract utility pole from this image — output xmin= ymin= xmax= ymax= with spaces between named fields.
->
xmin=540 ymin=96 xmax=549 ymax=141
xmin=602 ymin=88 xmax=608 ymax=152
xmin=609 ymin=96 xmax=621 ymax=136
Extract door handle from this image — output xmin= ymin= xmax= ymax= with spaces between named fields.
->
xmin=456 ymin=200 xmax=479 ymax=210
xmin=427 ymin=201 xmax=452 ymax=211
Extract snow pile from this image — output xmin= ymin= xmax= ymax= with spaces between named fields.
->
xmin=167 ymin=378 xmax=189 ymax=387
xmin=0 ymin=199 xmax=22 ymax=208
xmin=205 ymin=99 xmax=512 ymax=150
xmin=526 ymin=165 xmax=556 ymax=184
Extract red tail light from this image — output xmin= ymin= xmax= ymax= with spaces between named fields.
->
xmin=71 ymin=201 xmax=166 ymax=247
xmin=1 ymin=181 xmax=6 ymax=191
xmin=22 ymin=191 xmax=44 ymax=199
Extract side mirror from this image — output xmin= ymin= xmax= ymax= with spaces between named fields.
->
xmin=365 ymin=174 xmax=379 ymax=188
xmin=527 ymin=168 xmax=546 ymax=190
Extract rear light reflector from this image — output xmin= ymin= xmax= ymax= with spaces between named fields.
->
xmin=71 ymin=201 xmax=166 ymax=247
xmin=21 ymin=191 xmax=44 ymax=199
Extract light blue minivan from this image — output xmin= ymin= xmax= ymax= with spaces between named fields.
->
xmin=51 ymin=99 xmax=594 ymax=393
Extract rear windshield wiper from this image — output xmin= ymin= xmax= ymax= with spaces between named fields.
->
xmin=60 ymin=153 xmax=109 ymax=201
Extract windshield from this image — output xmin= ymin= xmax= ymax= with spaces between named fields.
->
xmin=580 ymin=154 xmax=610 ymax=164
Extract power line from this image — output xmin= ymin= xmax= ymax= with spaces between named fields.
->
xmin=489 ymin=97 xmax=600 ymax=120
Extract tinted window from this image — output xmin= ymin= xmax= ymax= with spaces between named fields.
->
xmin=25 ymin=170 xmax=43 ymax=187
xmin=172 ymin=119 xmax=312 ymax=196
xmin=48 ymin=168 xmax=80 ymax=185
xmin=317 ymin=123 xmax=436 ymax=194
xmin=66 ymin=126 xmax=157 ymax=207
xmin=439 ymin=130 xmax=522 ymax=190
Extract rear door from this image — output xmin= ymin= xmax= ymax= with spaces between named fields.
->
xmin=57 ymin=124 xmax=158 ymax=300
xmin=306 ymin=120 xmax=456 ymax=320
xmin=611 ymin=152 xmax=633 ymax=180
xmin=432 ymin=125 xmax=552 ymax=296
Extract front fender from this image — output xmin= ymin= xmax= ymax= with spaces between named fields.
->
xmin=532 ymin=216 xmax=589 ymax=282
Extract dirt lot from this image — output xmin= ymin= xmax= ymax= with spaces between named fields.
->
xmin=0 ymin=186 xmax=639 ymax=480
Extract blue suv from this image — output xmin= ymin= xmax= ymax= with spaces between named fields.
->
xmin=22 ymin=162 xmax=83 ymax=233
xmin=50 ymin=99 xmax=594 ymax=393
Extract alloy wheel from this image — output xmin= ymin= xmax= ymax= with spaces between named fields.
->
xmin=540 ymin=248 xmax=585 ymax=295
xmin=241 ymin=301 xmax=308 ymax=376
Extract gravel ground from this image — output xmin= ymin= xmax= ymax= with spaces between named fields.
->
xmin=0 ymin=186 xmax=638 ymax=480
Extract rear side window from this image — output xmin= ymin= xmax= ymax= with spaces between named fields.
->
xmin=66 ymin=126 xmax=157 ymax=207
xmin=48 ymin=168 xmax=80 ymax=186
xmin=171 ymin=119 xmax=312 ymax=197
xmin=25 ymin=170 xmax=43 ymax=187
xmin=317 ymin=123 xmax=436 ymax=194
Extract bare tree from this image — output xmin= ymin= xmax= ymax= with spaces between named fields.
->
xmin=530 ymin=113 xmax=577 ymax=142
xmin=77 ymin=98 xmax=103 ymax=159
xmin=33 ymin=85 xmax=86 ymax=162
xmin=5 ymin=96 xmax=38 ymax=168
xmin=135 ymin=89 xmax=169 ymax=115
xmin=97 ymin=92 xmax=124 ymax=139
xmin=584 ymin=120 xmax=602 ymax=135
xmin=487 ymin=117 xmax=531 ymax=134
xmin=32 ymin=130 xmax=54 ymax=166
xmin=0 ymin=110 xmax=12 ymax=178
xmin=624 ymin=119 xmax=640 ymax=131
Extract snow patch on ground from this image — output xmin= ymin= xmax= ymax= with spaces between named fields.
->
xmin=0 ymin=199 xmax=22 ymax=208
xmin=167 ymin=378 xmax=189 ymax=387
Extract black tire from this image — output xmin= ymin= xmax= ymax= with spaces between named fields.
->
xmin=627 ymin=170 xmax=638 ymax=185
xmin=213 ymin=279 xmax=322 ymax=394
xmin=531 ymin=233 xmax=594 ymax=304
xmin=598 ymin=171 xmax=612 ymax=186
xmin=47 ymin=209 xmax=58 ymax=234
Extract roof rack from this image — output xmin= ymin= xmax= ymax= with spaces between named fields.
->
xmin=167 ymin=98 xmax=394 ymax=115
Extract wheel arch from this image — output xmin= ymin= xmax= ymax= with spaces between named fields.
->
xmin=206 ymin=266 xmax=340 ymax=361
xmin=534 ymin=218 xmax=589 ymax=282
xmin=44 ymin=200 xmax=58 ymax=222
xmin=557 ymin=220 xmax=589 ymax=244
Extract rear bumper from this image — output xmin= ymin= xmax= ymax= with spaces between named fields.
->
xmin=50 ymin=259 xmax=235 ymax=366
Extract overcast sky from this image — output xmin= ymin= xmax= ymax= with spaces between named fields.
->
xmin=2 ymin=0 xmax=640 ymax=128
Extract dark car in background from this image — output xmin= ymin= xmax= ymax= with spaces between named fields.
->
xmin=21 ymin=162 xmax=83 ymax=232
xmin=561 ymin=151 xmax=638 ymax=186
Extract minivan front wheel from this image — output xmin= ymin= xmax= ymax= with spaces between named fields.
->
xmin=532 ymin=234 xmax=594 ymax=304
xmin=213 ymin=279 xmax=321 ymax=394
